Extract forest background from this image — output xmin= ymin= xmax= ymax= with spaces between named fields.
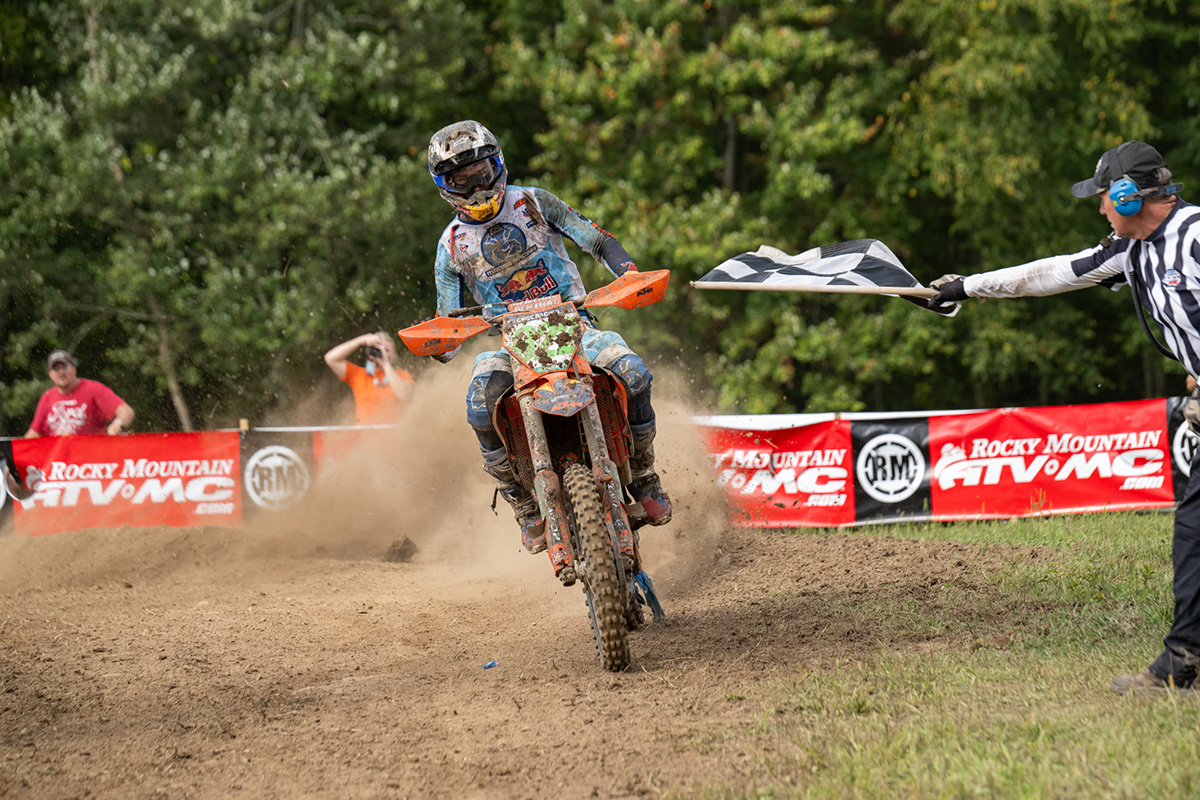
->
xmin=2 ymin=0 xmax=1199 ymax=435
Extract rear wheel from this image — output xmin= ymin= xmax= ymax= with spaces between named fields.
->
xmin=563 ymin=463 xmax=630 ymax=671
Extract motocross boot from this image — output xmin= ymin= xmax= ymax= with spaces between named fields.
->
xmin=482 ymin=447 xmax=546 ymax=552
xmin=628 ymin=419 xmax=673 ymax=525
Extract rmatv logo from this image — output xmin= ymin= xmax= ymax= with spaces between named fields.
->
xmin=1173 ymin=423 xmax=1199 ymax=477
xmin=21 ymin=458 xmax=235 ymax=510
xmin=856 ymin=434 xmax=926 ymax=503
xmin=245 ymin=446 xmax=311 ymax=510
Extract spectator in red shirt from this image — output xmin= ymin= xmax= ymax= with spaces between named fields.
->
xmin=24 ymin=350 xmax=135 ymax=438
xmin=323 ymin=333 xmax=415 ymax=424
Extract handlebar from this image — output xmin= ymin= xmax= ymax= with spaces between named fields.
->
xmin=445 ymin=298 xmax=584 ymax=318
xmin=400 ymin=271 xmax=667 ymax=359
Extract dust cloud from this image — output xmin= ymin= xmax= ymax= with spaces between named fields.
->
xmin=0 ymin=344 xmax=734 ymax=606
xmin=636 ymin=369 xmax=735 ymax=593
xmin=246 ymin=350 xmax=526 ymax=573
xmin=253 ymin=347 xmax=734 ymax=595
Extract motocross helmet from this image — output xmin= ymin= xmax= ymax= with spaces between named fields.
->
xmin=428 ymin=120 xmax=508 ymax=222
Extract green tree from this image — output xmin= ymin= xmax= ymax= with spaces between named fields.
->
xmin=493 ymin=0 xmax=1199 ymax=414
xmin=0 ymin=0 xmax=490 ymax=434
xmin=5 ymin=0 xmax=1199 ymax=435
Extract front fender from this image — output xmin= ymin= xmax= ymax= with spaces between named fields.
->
xmin=531 ymin=376 xmax=594 ymax=417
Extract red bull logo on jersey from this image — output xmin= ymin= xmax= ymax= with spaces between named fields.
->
xmin=496 ymin=261 xmax=559 ymax=301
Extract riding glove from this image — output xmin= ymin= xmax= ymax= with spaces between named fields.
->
xmin=927 ymin=274 xmax=967 ymax=315
xmin=1185 ymin=385 xmax=1200 ymax=435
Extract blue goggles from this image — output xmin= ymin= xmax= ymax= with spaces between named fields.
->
xmin=432 ymin=155 xmax=504 ymax=197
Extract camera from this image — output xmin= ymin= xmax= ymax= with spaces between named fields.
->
xmin=366 ymin=346 xmax=382 ymax=359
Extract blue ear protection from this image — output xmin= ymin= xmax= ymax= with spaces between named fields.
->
xmin=1106 ymin=146 xmax=1143 ymax=217
xmin=1109 ymin=175 xmax=1143 ymax=217
xmin=1102 ymin=145 xmax=1182 ymax=217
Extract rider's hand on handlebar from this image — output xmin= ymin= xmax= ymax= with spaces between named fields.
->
xmin=431 ymin=345 xmax=461 ymax=363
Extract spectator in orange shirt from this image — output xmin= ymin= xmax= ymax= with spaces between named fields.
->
xmin=323 ymin=333 xmax=414 ymax=424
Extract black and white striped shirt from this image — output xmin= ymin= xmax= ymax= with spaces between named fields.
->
xmin=964 ymin=199 xmax=1200 ymax=377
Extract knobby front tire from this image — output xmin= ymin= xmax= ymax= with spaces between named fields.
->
xmin=563 ymin=462 xmax=630 ymax=671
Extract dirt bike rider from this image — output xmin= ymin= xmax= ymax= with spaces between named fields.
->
xmin=426 ymin=120 xmax=672 ymax=552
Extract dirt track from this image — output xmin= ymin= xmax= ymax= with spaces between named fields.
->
xmin=0 ymin=370 xmax=1020 ymax=799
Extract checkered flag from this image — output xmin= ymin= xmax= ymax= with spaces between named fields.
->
xmin=693 ymin=239 xmax=955 ymax=316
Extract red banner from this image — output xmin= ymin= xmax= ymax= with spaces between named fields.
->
xmin=928 ymin=399 xmax=1175 ymax=519
xmin=697 ymin=397 xmax=1181 ymax=528
xmin=1 ymin=398 xmax=1188 ymax=535
xmin=11 ymin=432 xmax=241 ymax=536
xmin=701 ymin=418 xmax=855 ymax=527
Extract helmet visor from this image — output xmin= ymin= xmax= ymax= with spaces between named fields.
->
xmin=434 ymin=155 xmax=503 ymax=197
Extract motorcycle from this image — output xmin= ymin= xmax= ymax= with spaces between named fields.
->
xmin=398 ymin=269 xmax=669 ymax=671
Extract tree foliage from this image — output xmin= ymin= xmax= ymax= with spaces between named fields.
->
xmin=0 ymin=0 xmax=488 ymax=433
xmin=2 ymin=0 xmax=1199 ymax=434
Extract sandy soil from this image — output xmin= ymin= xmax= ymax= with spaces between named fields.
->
xmin=0 ymin=367 xmax=1021 ymax=799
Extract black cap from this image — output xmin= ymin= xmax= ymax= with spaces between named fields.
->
xmin=1071 ymin=141 xmax=1169 ymax=198
xmin=47 ymin=349 xmax=76 ymax=368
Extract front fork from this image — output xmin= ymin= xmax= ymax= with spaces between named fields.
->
xmin=518 ymin=395 xmax=575 ymax=583
xmin=579 ymin=402 xmax=640 ymax=575
xmin=517 ymin=394 xmax=639 ymax=585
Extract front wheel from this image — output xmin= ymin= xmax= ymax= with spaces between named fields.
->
xmin=563 ymin=462 xmax=630 ymax=671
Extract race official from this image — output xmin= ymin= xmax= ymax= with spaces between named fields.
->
xmin=24 ymin=349 xmax=135 ymax=437
xmin=926 ymin=140 xmax=1200 ymax=696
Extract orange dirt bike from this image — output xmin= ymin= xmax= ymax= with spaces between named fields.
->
xmin=398 ymin=269 xmax=668 ymax=671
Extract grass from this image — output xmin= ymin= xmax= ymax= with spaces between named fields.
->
xmin=674 ymin=512 xmax=1200 ymax=800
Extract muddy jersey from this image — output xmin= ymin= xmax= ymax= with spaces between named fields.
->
xmin=433 ymin=185 xmax=636 ymax=316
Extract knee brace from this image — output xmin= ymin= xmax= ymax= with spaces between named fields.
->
xmin=466 ymin=362 xmax=514 ymax=452
xmin=606 ymin=353 xmax=654 ymax=426
xmin=630 ymin=415 xmax=656 ymax=444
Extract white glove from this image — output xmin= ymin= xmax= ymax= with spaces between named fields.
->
xmin=1184 ymin=386 xmax=1200 ymax=435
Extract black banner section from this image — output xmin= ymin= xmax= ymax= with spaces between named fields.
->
xmin=238 ymin=429 xmax=317 ymax=515
xmin=850 ymin=417 xmax=933 ymax=524
xmin=1168 ymin=396 xmax=1199 ymax=501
